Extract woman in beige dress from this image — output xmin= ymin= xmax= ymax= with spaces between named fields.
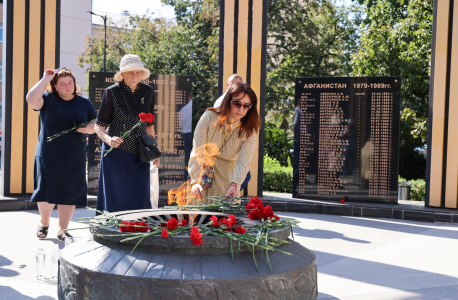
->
xmin=188 ymin=82 xmax=260 ymax=203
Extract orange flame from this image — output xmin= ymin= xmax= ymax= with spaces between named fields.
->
xmin=193 ymin=143 xmax=220 ymax=167
xmin=168 ymin=143 xmax=221 ymax=206
xmin=168 ymin=181 xmax=189 ymax=206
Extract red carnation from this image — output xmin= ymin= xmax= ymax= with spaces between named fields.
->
xmin=263 ymin=205 xmax=274 ymax=219
xmin=161 ymin=228 xmax=168 ymax=239
xmin=219 ymin=218 xmax=232 ymax=231
xmin=248 ymin=202 xmax=266 ymax=220
xmin=167 ymin=217 xmax=179 ymax=230
xmin=190 ymin=226 xmax=203 ymax=246
xmin=146 ymin=113 xmax=155 ymax=123
xmin=210 ymin=215 xmax=219 ymax=227
xmin=234 ymin=226 xmax=246 ymax=234
xmin=248 ymin=209 xmax=263 ymax=220
xmin=180 ymin=219 xmax=187 ymax=226
xmin=139 ymin=112 xmax=148 ymax=122
xmin=228 ymin=214 xmax=237 ymax=227
xmin=120 ymin=221 xmax=129 ymax=232
xmin=245 ymin=196 xmax=263 ymax=210
xmin=126 ymin=221 xmax=138 ymax=232
xmin=138 ymin=221 xmax=149 ymax=232
xmin=274 ymin=215 xmax=280 ymax=221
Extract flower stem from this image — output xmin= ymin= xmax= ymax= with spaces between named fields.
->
xmin=47 ymin=125 xmax=78 ymax=142
xmin=103 ymin=121 xmax=142 ymax=157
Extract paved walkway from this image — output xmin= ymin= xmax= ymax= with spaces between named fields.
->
xmin=1 ymin=208 xmax=458 ymax=299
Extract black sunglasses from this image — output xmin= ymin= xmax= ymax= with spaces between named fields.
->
xmin=231 ymin=100 xmax=252 ymax=110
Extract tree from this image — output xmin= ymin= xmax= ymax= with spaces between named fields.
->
xmin=351 ymin=0 xmax=432 ymax=178
xmin=79 ymin=9 xmax=219 ymax=129
xmin=162 ymin=0 xmax=220 ymax=127
xmin=265 ymin=0 xmax=361 ymax=123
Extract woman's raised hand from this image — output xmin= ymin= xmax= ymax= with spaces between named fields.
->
xmin=43 ymin=69 xmax=57 ymax=81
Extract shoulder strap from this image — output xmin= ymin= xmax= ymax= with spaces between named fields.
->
xmin=116 ymin=84 xmax=135 ymax=121
xmin=116 ymin=84 xmax=144 ymax=137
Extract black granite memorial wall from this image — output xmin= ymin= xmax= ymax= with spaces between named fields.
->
xmin=293 ymin=77 xmax=401 ymax=203
xmin=87 ymin=72 xmax=193 ymax=195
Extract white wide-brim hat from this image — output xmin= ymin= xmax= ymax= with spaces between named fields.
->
xmin=114 ymin=54 xmax=151 ymax=82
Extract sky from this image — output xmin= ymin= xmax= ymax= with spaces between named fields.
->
xmin=91 ymin=0 xmax=176 ymax=22
xmin=91 ymin=0 xmax=354 ymax=23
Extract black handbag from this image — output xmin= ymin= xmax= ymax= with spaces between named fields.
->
xmin=137 ymin=134 xmax=161 ymax=163
xmin=117 ymin=86 xmax=161 ymax=163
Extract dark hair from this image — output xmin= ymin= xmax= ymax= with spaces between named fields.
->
xmin=208 ymin=82 xmax=260 ymax=138
xmin=46 ymin=68 xmax=81 ymax=96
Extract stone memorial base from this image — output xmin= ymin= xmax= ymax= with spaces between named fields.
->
xmin=58 ymin=210 xmax=317 ymax=299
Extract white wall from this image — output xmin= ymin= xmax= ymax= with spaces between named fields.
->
xmin=60 ymin=0 xmax=92 ymax=97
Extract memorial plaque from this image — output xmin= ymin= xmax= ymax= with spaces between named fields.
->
xmin=293 ymin=77 xmax=400 ymax=203
xmin=88 ymin=72 xmax=193 ymax=195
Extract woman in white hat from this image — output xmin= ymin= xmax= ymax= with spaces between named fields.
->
xmin=94 ymin=54 xmax=159 ymax=213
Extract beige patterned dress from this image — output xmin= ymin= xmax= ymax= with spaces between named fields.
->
xmin=188 ymin=111 xmax=257 ymax=203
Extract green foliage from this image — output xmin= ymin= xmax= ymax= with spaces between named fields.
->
xmin=264 ymin=121 xmax=293 ymax=167
xmin=398 ymin=176 xmax=426 ymax=201
xmin=352 ymin=0 xmax=432 ymax=178
xmin=409 ymin=179 xmax=426 ymax=201
xmin=264 ymin=154 xmax=293 ymax=173
xmin=263 ymin=155 xmax=293 ymax=193
xmin=161 ymin=0 xmax=220 ymax=126
xmin=265 ymin=0 xmax=362 ymax=120
xmin=79 ymin=4 xmax=219 ymax=130
xmin=398 ymin=175 xmax=408 ymax=185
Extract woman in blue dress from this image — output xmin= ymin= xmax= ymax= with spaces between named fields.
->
xmin=26 ymin=68 xmax=97 ymax=241
xmin=94 ymin=54 xmax=160 ymax=214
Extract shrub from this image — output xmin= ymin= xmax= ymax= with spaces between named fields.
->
xmin=398 ymin=176 xmax=425 ymax=201
xmin=398 ymin=175 xmax=408 ymax=185
xmin=263 ymin=155 xmax=293 ymax=193
xmin=264 ymin=121 xmax=293 ymax=167
xmin=409 ymin=179 xmax=426 ymax=201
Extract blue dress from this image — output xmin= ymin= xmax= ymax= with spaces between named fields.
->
xmin=30 ymin=91 xmax=97 ymax=205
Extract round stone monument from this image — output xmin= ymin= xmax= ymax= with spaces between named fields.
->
xmin=58 ymin=209 xmax=317 ymax=299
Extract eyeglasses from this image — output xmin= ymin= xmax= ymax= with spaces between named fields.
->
xmin=231 ymin=100 xmax=252 ymax=110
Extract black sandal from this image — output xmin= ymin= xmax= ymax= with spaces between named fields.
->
xmin=37 ymin=224 xmax=49 ymax=239
xmin=57 ymin=232 xmax=73 ymax=242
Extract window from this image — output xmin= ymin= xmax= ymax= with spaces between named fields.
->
xmin=0 ymin=22 xmax=3 ymax=42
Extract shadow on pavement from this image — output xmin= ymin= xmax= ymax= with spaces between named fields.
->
xmin=281 ymin=212 xmax=458 ymax=240
xmin=293 ymin=227 xmax=370 ymax=244
xmin=0 ymin=255 xmax=20 ymax=277
xmin=0 ymin=285 xmax=55 ymax=300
